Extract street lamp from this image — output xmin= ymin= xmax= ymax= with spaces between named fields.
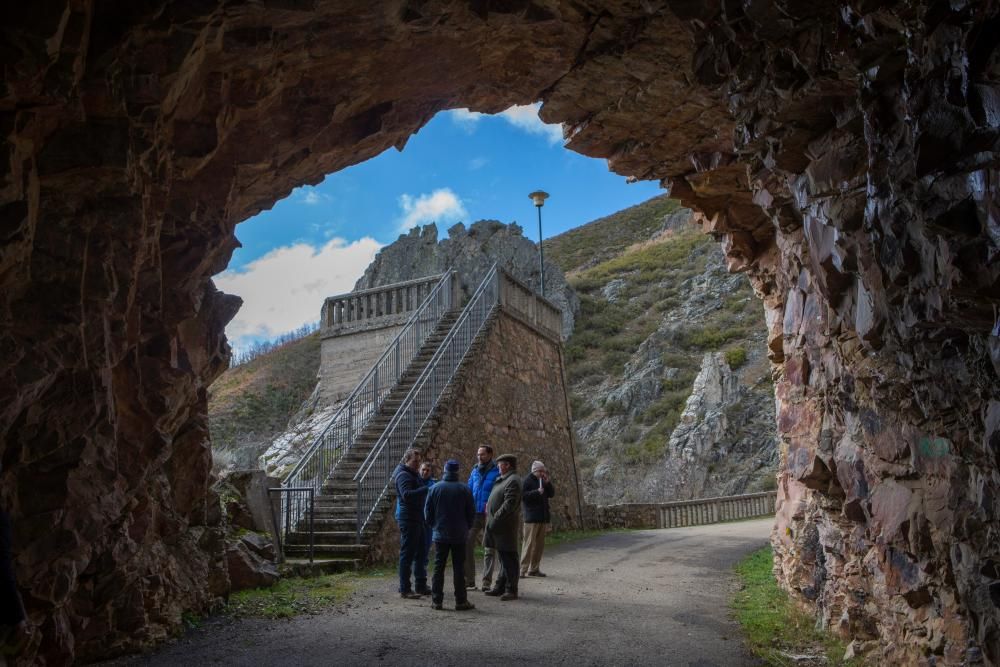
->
xmin=528 ymin=190 xmax=549 ymax=297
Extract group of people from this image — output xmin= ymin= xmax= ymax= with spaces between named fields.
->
xmin=392 ymin=444 xmax=555 ymax=610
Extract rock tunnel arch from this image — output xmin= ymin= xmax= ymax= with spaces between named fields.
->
xmin=2 ymin=2 xmax=998 ymax=664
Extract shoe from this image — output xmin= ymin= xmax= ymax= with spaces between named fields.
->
xmin=527 ymin=571 xmax=546 ymax=577
xmin=481 ymin=585 xmax=492 ymax=592
xmin=415 ymin=587 xmax=432 ymax=596
xmin=431 ymin=601 xmax=443 ymax=610
xmin=520 ymin=571 xmax=528 ymax=577
xmin=466 ymin=584 xmax=479 ymax=590
xmin=400 ymin=591 xmax=422 ymax=599
xmin=455 ymin=601 xmax=475 ymax=611
xmin=500 ymin=591 xmax=518 ymax=601
xmin=483 ymin=587 xmax=503 ymax=597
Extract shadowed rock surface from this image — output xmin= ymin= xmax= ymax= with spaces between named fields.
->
xmin=2 ymin=2 xmax=998 ymax=665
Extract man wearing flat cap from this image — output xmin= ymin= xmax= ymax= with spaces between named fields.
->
xmin=483 ymin=454 xmax=522 ymax=600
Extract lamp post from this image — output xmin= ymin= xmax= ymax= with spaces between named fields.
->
xmin=528 ymin=190 xmax=549 ymax=297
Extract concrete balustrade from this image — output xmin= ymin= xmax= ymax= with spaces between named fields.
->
xmin=588 ymin=491 xmax=777 ymax=530
xmin=496 ymin=269 xmax=564 ymax=341
xmin=318 ymin=273 xmax=459 ymax=404
xmin=321 ymin=274 xmax=447 ymax=331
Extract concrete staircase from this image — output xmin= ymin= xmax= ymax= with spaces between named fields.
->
xmin=282 ymin=309 xmax=462 ymax=569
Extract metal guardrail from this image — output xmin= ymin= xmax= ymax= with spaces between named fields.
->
xmin=267 ymin=487 xmax=314 ymax=564
xmin=279 ymin=270 xmax=456 ymax=540
xmin=353 ymin=265 xmax=501 ymax=540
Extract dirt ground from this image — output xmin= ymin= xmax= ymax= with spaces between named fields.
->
xmin=99 ymin=519 xmax=773 ymax=666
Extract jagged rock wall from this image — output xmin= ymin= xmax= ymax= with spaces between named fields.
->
xmin=356 ymin=220 xmax=579 ymax=338
xmin=2 ymin=2 xmax=997 ymax=664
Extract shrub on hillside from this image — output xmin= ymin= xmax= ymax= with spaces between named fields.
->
xmin=725 ymin=346 xmax=748 ymax=369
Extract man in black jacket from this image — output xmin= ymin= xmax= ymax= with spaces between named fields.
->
xmin=394 ymin=448 xmax=431 ymax=598
xmin=424 ymin=459 xmax=475 ymax=611
xmin=520 ymin=460 xmax=555 ymax=577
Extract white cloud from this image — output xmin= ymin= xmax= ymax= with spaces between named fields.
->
xmin=497 ymin=104 xmax=564 ymax=144
xmin=216 ymin=236 xmax=382 ymax=348
xmin=396 ymin=188 xmax=468 ymax=233
xmin=448 ymin=108 xmax=481 ymax=132
xmin=447 ymin=103 xmax=563 ymax=145
xmin=469 ymin=156 xmax=489 ymax=170
xmin=296 ymin=187 xmax=331 ymax=205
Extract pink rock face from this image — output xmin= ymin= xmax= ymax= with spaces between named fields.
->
xmin=1 ymin=1 xmax=998 ymax=664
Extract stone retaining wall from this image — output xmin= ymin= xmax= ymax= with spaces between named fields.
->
xmin=366 ymin=308 xmax=582 ymax=564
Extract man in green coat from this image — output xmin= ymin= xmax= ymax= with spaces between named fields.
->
xmin=483 ymin=453 xmax=522 ymax=601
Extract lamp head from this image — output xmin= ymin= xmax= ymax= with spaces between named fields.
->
xmin=528 ymin=190 xmax=549 ymax=207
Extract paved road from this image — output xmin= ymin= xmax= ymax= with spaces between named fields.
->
xmin=104 ymin=519 xmax=773 ymax=667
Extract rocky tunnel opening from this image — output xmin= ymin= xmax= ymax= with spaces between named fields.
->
xmin=2 ymin=2 xmax=998 ymax=664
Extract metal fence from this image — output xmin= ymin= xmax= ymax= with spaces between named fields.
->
xmin=354 ymin=265 xmax=501 ymax=539
xmin=268 ymin=487 xmax=314 ymax=563
xmin=279 ymin=271 xmax=456 ymax=538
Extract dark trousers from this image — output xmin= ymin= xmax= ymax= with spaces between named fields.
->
xmin=431 ymin=542 xmax=467 ymax=605
xmin=398 ymin=520 xmax=427 ymax=593
xmin=421 ymin=523 xmax=433 ymax=575
xmin=494 ymin=549 xmax=519 ymax=593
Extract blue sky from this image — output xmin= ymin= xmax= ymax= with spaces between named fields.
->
xmin=215 ymin=104 xmax=663 ymax=353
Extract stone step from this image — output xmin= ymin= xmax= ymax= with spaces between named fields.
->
xmin=286 ymin=530 xmax=372 ymax=544
xmin=280 ymin=558 xmax=361 ymax=577
xmin=311 ymin=500 xmax=390 ymax=514
xmin=314 ymin=495 xmax=359 ymax=505
xmin=310 ymin=518 xmax=359 ymax=528
xmin=284 ymin=543 xmax=370 ymax=556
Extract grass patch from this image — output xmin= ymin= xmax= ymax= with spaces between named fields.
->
xmin=733 ymin=547 xmax=860 ymax=666
xmin=227 ymin=571 xmax=374 ymax=618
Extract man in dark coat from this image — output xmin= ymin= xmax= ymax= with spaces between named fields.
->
xmin=520 ymin=460 xmax=555 ymax=577
xmin=483 ymin=453 xmax=522 ymax=601
xmin=394 ymin=448 xmax=430 ymax=598
xmin=424 ymin=459 xmax=476 ymax=611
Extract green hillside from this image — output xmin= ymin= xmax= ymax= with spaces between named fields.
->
xmin=208 ymin=331 xmax=321 ymax=471
xmin=549 ymin=195 xmax=773 ymax=502
xmin=546 ymin=194 xmax=684 ymax=273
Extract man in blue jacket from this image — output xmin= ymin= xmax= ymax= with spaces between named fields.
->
xmin=465 ymin=444 xmax=500 ymax=591
xmin=394 ymin=448 xmax=430 ymax=598
xmin=424 ymin=459 xmax=476 ymax=611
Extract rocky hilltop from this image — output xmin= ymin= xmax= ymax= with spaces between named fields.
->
xmin=357 ymin=220 xmax=579 ymax=338
xmin=547 ymin=197 xmax=777 ymax=505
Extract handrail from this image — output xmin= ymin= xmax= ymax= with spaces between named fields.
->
xmin=354 ymin=264 xmax=502 ymax=539
xmin=279 ymin=270 xmax=456 ymax=537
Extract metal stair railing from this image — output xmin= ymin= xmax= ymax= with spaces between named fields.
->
xmin=353 ymin=265 xmax=501 ymax=540
xmin=279 ymin=270 xmax=456 ymax=542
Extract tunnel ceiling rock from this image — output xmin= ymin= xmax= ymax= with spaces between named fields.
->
xmin=2 ymin=1 xmax=999 ymax=664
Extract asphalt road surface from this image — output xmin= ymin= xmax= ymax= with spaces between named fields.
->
xmin=103 ymin=518 xmax=773 ymax=667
